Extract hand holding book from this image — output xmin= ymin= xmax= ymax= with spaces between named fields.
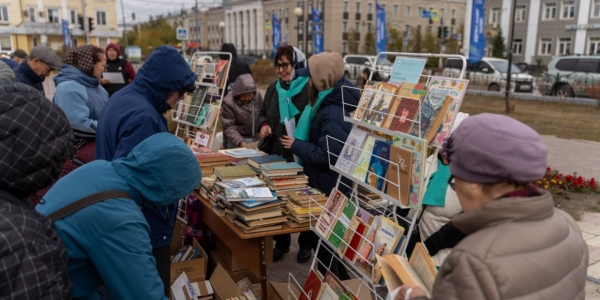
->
xmin=390 ymin=285 xmax=427 ymax=300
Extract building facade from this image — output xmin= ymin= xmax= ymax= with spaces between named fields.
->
xmin=0 ymin=0 xmax=119 ymax=53
xmin=486 ymin=0 xmax=600 ymax=64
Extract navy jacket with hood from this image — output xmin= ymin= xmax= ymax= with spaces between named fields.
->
xmin=95 ymin=46 xmax=197 ymax=248
xmin=220 ymin=43 xmax=252 ymax=96
xmin=14 ymin=60 xmax=45 ymax=92
xmin=291 ymin=77 xmax=360 ymax=196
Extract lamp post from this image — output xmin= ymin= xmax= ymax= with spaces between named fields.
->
xmin=219 ymin=21 xmax=225 ymax=45
xmin=293 ymin=7 xmax=303 ymax=52
xmin=68 ymin=24 xmax=75 ymax=48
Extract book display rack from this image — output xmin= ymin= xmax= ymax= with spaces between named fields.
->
xmin=172 ymin=52 xmax=232 ymax=150
xmin=285 ymin=52 xmax=469 ymax=300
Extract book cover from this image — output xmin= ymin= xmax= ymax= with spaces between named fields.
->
xmin=351 ymin=136 xmax=379 ymax=182
xmin=365 ymin=140 xmax=392 ymax=191
xmin=361 ymin=82 xmax=399 ymax=127
xmin=213 ymin=165 xmax=257 ymax=180
xmin=214 ymin=60 xmax=230 ymax=88
xmin=337 ymin=216 xmax=361 ymax=258
xmin=299 ymin=269 xmax=323 ymax=300
xmin=248 ymin=155 xmax=286 ymax=169
xmin=355 ymin=207 xmax=375 ymax=225
xmin=199 ymin=104 xmax=215 ymax=128
xmin=427 ymin=77 xmax=470 ymax=147
xmin=388 ymin=57 xmax=427 ymax=85
xmin=397 ymin=82 xmax=427 ymax=100
xmin=385 ymin=146 xmax=414 ymax=206
xmin=387 ymin=97 xmax=420 ymax=133
xmin=354 ymin=85 xmax=378 ymax=120
xmin=288 ymin=188 xmax=325 ymax=201
xmin=194 ymin=130 xmax=211 ymax=147
xmin=354 ymin=216 xmax=404 ymax=280
xmin=334 ymin=127 xmax=369 ymax=175
xmin=315 ymin=188 xmax=348 ymax=239
xmin=215 ymin=177 xmax=264 ymax=189
xmin=376 ymin=242 xmax=437 ymax=296
xmin=224 ymin=187 xmax=274 ymax=200
xmin=409 ymin=91 xmax=451 ymax=142
xmin=261 ymin=162 xmax=303 ymax=172
xmin=327 ymin=200 xmax=358 ymax=249
xmin=185 ymin=86 xmax=207 ymax=124
xmin=323 ymin=270 xmax=348 ymax=295
xmin=392 ymin=135 xmax=427 ymax=209
xmin=316 ymin=283 xmax=338 ymax=300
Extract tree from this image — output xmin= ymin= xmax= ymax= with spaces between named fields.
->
xmin=347 ymin=28 xmax=359 ymax=54
xmin=491 ymin=28 xmax=506 ymax=58
xmin=388 ymin=28 xmax=403 ymax=52
xmin=364 ymin=28 xmax=376 ymax=55
xmin=119 ymin=16 xmax=178 ymax=57
xmin=409 ymin=26 xmax=423 ymax=53
xmin=423 ymin=31 xmax=440 ymax=68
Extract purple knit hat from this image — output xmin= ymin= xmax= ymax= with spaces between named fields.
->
xmin=442 ymin=113 xmax=548 ymax=184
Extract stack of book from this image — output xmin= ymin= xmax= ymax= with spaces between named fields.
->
xmin=209 ymin=177 xmax=266 ymax=217
xmin=195 ymin=153 xmax=232 ymax=176
xmin=260 ymin=162 xmax=307 ymax=191
xmin=172 ymin=244 xmax=202 ymax=263
xmin=222 ymin=187 xmax=285 ymax=234
xmin=247 ymin=154 xmax=286 ymax=173
xmin=213 ymin=165 xmax=257 ymax=181
xmin=284 ymin=188 xmax=327 ymax=228
xmin=223 ymin=148 xmax=266 ymax=159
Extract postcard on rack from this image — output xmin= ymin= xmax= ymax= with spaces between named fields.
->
xmin=409 ymin=92 xmax=451 ymax=143
xmin=388 ymin=57 xmax=427 ymax=85
xmin=335 ymin=127 xmax=369 ymax=175
xmin=385 ymin=145 xmax=414 ymax=207
xmin=194 ymin=130 xmax=211 ymax=147
xmin=365 ymin=140 xmax=393 ymax=191
xmin=314 ymin=188 xmax=348 ymax=239
xmin=426 ymin=77 xmax=470 ymax=147
xmin=392 ymin=134 xmax=427 ymax=209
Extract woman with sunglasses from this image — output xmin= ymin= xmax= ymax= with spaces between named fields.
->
xmin=396 ymin=113 xmax=588 ymax=300
xmin=53 ymin=45 xmax=108 ymax=129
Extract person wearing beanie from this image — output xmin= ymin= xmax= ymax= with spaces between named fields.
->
xmin=280 ymin=52 xmax=360 ymax=279
xmin=13 ymin=46 xmax=61 ymax=92
xmin=101 ymin=43 xmax=136 ymax=97
xmin=0 ymin=82 xmax=73 ymax=299
xmin=221 ymin=73 xmax=263 ymax=148
xmin=396 ymin=113 xmax=588 ymax=300
xmin=53 ymin=45 xmax=109 ymax=129
xmin=10 ymin=49 xmax=28 ymax=66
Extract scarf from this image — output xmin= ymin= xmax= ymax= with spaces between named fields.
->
xmin=276 ymin=76 xmax=309 ymax=123
xmin=294 ymin=87 xmax=334 ymax=165
xmin=63 ymin=45 xmax=96 ymax=77
xmin=422 ymin=158 xmax=452 ymax=207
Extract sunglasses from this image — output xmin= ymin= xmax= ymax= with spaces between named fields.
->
xmin=448 ymin=175 xmax=456 ymax=191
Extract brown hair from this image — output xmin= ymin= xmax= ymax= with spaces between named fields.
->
xmin=91 ymin=46 xmax=105 ymax=64
xmin=274 ymin=46 xmax=293 ymax=64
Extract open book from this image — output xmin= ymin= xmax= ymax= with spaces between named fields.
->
xmin=376 ymin=243 xmax=437 ymax=297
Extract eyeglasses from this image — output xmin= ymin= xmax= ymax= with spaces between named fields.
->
xmin=448 ymin=175 xmax=456 ymax=191
xmin=274 ymin=62 xmax=291 ymax=70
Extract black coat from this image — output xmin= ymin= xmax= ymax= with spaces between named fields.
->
xmin=290 ymin=77 xmax=360 ymax=196
xmin=220 ymin=43 xmax=252 ymax=96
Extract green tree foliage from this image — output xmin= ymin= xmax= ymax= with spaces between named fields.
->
xmin=491 ymin=28 xmax=506 ymax=58
xmin=119 ymin=16 xmax=178 ymax=57
xmin=363 ymin=29 xmax=376 ymax=55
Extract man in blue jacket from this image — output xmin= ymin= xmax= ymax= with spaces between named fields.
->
xmin=13 ymin=46 xmax=61 ymax=92
xmin=37 ymin=133 xmax=202 ymax=300
xmin=95 ymin=45 xmax=197 ymax=296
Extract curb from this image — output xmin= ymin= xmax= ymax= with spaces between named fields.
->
xmin=466 ymin=90 xmax=599 ymax=106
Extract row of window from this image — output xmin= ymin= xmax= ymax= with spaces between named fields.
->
xmin=342 ymin=1 xmax=457 ymax=19
xmin=489 ymin=0 xmax=600 ymax=25
xmin=509 ymin=37 xmax=600 ymax=56
xmin=0 ymin=5 xmax=107 ymax=26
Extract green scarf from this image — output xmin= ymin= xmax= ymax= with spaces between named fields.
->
xmin=276 ymin=77 xmax=309 ymax=123
xmin=293 ymin=87 xmax=334 ymax=165
xmin=422 ymin=158 xmax=452 ymax=207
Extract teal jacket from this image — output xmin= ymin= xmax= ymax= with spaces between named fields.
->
xmin=36 ymin=133 xmax=202 ymax=300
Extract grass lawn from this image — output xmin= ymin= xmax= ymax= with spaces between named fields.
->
xmin=460 ymin=94 xmax=600 ymax=142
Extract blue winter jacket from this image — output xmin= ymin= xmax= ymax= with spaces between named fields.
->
xmin=95 ymin=46 xmax=197 ymax=248
xmin=290 ymin=77 xmax=360 ymax=196
xmin=0 ymin=57 xmax=19 ymax=69
xmin=13 ymin=60 xmax=45 ymax=92
xmin=53 ymin=64 xmax=109 ymax=128
xmin=36 ymin=133 xmax=202 ymax=300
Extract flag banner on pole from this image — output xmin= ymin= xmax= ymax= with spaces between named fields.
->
xmin=312 ymin=7 xmax=324 ymax=54
xmin=469 ymin=0 xmax=485 ymax=62
xmin=272 ymin=14 xmax=281 ymax=58
xmin=62 ymin=19 xmax=71 ymax=48
xmin=376 ymin=3 xmax=387 ymax=54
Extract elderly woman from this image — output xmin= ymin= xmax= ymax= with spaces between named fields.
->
xmin=398 ymin=113 xmax=588 ymax=300
xmin=221 ymin=74 xmax=263 ymax=148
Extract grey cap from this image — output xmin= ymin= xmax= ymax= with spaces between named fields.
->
xmin=0 ymin=61 xmax=15 ymax=82
xmin=443 ymin=113 xmax=548 ymax=184
xmin=29 ymin=46 xmax=62 ymax=70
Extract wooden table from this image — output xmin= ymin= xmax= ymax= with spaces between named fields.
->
xmin=196 ymin=194 xmax=309 ymax=300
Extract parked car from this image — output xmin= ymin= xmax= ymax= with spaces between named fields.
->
xmin=443 ymin=57 xmax=536 ymax=93
xmin=343 ymin=55 xmax=392 ymax=81
xmin=543 ymin=55 xmax=600 ymax=97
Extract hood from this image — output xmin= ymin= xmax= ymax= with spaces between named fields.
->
xmin=0 ymin=83 xmax=72 ymax=198
xmin=106 ymin=43 xmax=121 ymax=60
xmin=54 ymin=64 xmax=99 ymax=88
xmin=131 ymin=46 xmax=198 ymax=112
xmin=307 ymin=52 xmax=345 ymax=92
xmin=112 ymin=133 xmax=201 ymax=207
xmin=220 ymin=43 xmax=238 ymax=59
xmin=0 ymin=61 xmax=15 ymax=82
xmin=231 ymin=74 xmax=257 ymax=97
xmin=322 ymin=77 xmax=360 ymax=113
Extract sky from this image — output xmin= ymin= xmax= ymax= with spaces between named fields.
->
xmin=116 ymin=0 xmax=222 ymax=24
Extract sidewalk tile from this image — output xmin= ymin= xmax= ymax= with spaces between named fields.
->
xmin=589 ymin=262 xmax=600 ymax=279
xmin=583 ymin=232 xmax=595 ymax=241
xmin=582 ymin=213 xmax=600 ymax=221
xmin=585 ymin=226 xmax=600 ymax=235
xmin=579 ymin=222 xmax=598 ymax=231
xmin=587 ymin=236 xmax=600 ymax=247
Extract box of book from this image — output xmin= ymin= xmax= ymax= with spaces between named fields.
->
xmin=170 ymin=238 xmax=209 ymax=285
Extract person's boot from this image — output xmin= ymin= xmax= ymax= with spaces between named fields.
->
xmin=297 ymin=247 xmax=312 ymax=263
xmin=273 ymin=245 xmax=289 ymax=262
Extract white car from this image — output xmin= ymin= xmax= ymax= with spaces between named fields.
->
xmin=343 ymin=55 xmax=392 ymax=81
xmin=443 ymin=57 xmax=535 ymax=93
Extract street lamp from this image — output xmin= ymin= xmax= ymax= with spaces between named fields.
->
xmin=293 ymin=7 xmax=303 ymax=52
xmin=219 ymin=21 xmax=225 ymax=45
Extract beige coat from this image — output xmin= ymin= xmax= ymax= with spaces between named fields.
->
xmin=414 ymin=190 xmax=588 ymax=300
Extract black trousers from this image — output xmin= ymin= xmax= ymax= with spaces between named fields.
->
xmin=153 ymin=245 xmax=171 ymax=297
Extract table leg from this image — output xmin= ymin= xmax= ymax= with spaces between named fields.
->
xmin=259 ymin=237 xmax=268 ymax=300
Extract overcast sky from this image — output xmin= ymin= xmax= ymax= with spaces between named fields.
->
xmin=116 ymin=0 xmax=222 ymax=24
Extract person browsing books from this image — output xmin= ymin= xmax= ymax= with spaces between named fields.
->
xmin=37 ymin=133 xmax=201 ymax=300
xmin=95 ymin=45 xmax=198 ymax=297
xmin=280 ymin=52 xmax=360 ymax=280
xmin=256 ymin=45 xmax=313 ymax=263
xmin=221 ymin=73 xmax=264 ymax=148
xmin=395 ymin=113 xmax=588 ymax=300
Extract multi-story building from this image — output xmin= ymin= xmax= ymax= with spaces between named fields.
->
xmin=485 ymin=0 xmax=600 ymax=64
xmin=0 ymin=0 xmax=119 ymax=53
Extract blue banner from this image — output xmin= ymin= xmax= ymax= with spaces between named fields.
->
xmin=61 ymin=19 xmax=71 ymax=48
xmin=469 ymin=0 xmax=485 ymax=62
xmin=376 ymin=3 xmax=387 ymax=54
xmin=312 ymin=7 xmax=323 ymax=54
xmin=272 ymin=14 xmax=281 ymax=58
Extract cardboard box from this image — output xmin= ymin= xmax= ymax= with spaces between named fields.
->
xmin=216 ymin=238 xmax=248 ymax=272
xmin=268 ymin=282 xmax=300 ymax=300
xmin=170 ymin=218 xmax=187 ymax=256
xmin=210 ymin=263 xmax=243 ymax=300
xmin=210 ymin=250 xmax=260 ymax=284
xmin=170 ymin=238 xmax=208 ymax=285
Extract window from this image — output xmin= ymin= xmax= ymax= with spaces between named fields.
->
xmin=33 ymin=36 xmax=38 ymax=46
xmin=367 ymin=22 xmax=372 ymax=32
xmin=595 ymin=0 xmax=600 ymax=17
xmin=513 ymin=39 xmax=523 ymax=54
xmin=356 ymin=3 xmax=361 ymax=12
xmin=557 ymin=38 xmax=571 ymax=55
xmin=307 ymin=20 xmax=313 ymax=34
xmin=307 ymin=40 xmax=313 ymax=54
xmin=343 ymin=21 xmax=348 ymax=33
xmin=561 ymin=1 xmax=575 ymax=19
xmin=317 ymin=0 xmax=323 ymax=12
xmin=0 ymin=36 xmax=10 ymax=51
xmin=539 ymin=38 xmax=552 ymax=55
xmin=47 ymin=8 xmax=59 ymax=23
xmin=368 ymin=3 xmax=373 ymax=13
xmin=451 ymin=8 xmax=456 ymax=18
xmin=343 ymin=42 xmax=348 ymax=53
xmin=355 ymin=21 xmax=360 ymax=31
xmin=96 ymin=11 xmax=107 ymax=25
xmin=555 ymin=58 xmax=577 ymax=71
xmin=343 ymin=1 xmax=349 ymax=12
xmin=406 ymin=6 xmax=411 ymax=16
xmin=307 ymin=1 xmax=313 ymax=14
xmin=394 ymin=5 xmax=399 ymax=15
xmin=299 ymin=40 xmax=304 ymax=52
xmin=589 ymin=37 xmax=600 ymax=55
xmin=298 ymin=21 xmax=304 ymax=35
xmin=70 ymin=9 xmax=77 ymax=24
xmin=284 ymin=8 xmax=288 ymax=17
xmin=28 ymin=7 xmax=35 ymax=22
xmin=418 ymin=7 xmax=423 ymax=17
xmin=441 ymin=8 xmax=445 ymax=20
xmin=543 ymin=3 xmax=556 ymax=20
xmin=515 ymin=6 xmax=526 ymax=22
xmin=490 ymin=8 xmax=501 ymax=24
